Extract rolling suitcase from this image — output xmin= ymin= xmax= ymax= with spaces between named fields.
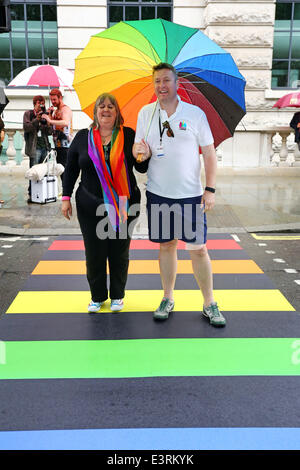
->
xmin=29 ymin=150 xmax=60 ymax=204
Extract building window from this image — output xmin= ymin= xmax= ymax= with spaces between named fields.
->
xmin=108 ymin=0 xmax=173 ymax=26
xmin=272 ymin=0 xmax=300 ymax=89
xmin=0 ymin=0 xmax=58 ymax=87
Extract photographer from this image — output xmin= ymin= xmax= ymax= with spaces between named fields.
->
xmin=23 ymin=95 xmax=52 ymax=203
xmin=41 ymin=89 xmax=73 ymax=183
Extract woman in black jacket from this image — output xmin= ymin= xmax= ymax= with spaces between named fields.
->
xmin=61 ymin=93 xmax=148 ymax=313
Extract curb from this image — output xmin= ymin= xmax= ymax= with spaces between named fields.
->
xmin=1 ymin=224 xmax=300 ymax=237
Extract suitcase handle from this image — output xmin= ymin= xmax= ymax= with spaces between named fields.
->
xmin=42 ymin=149 xmax=57 ymax=176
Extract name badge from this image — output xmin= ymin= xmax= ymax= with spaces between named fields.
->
xmin=37 ymin=130 xmax=42 ymax=137
xmin=156 ymin=144 xmax=164 ymax=158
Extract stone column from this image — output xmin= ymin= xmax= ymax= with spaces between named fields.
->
xmin=5 ymin=130 xmax=16 ymax=166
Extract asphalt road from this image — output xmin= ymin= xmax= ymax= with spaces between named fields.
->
xmin=0 ymin=231 xmax=299 ymax=317
xmin=236 ymin=232 xmax=300 ymax=313
xmin=0 ymin=235 xmax=54 ymax=316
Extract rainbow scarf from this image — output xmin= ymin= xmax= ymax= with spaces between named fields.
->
xmin=88 ymin=126 xmax=131 ymax=230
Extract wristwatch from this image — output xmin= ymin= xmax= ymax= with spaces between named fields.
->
xmin=205 ymin=186 xmax=215 ymax=193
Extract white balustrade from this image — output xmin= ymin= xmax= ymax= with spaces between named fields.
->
xmin=1 ymin=128 xmax=300 ymax=169
xmin=268 ymin=127 xmax=300 ymax=167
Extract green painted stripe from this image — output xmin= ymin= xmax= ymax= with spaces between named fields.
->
xmin=1 ymin=338 xmax=300 ymax=380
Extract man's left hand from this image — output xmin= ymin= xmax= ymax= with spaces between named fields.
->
xmin=202 ymin=190 xmax=215 ymax=212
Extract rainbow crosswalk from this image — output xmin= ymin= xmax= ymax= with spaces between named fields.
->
xmin=0 ymin=233 xmax=300 ymax=450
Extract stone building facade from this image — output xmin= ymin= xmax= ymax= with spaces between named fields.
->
xmin=2 ymin=0 xmax=300 ymax=169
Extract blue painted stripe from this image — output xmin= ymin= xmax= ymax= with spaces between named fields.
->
xmin=0 ymin=428 xmax=300 ymax=450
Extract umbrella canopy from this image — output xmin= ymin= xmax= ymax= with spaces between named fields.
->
xmin=73 ymin=19 xmax=246 ymax=147
xmin=8 ymin=64 xmax=74 ymax=89
xmin=273 ymin=92 xmax=300 ymax=109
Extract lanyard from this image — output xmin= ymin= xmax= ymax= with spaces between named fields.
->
xmin=158 ymin=111 xmax=166 ymax=145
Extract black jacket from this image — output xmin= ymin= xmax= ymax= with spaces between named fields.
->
xmin=63 ymin=127 xmax=149 ymax=213
xmin=23 ymin=109 xmax=52 ymax=157
xmin=290 ymin=112 xmax=300 ymax=143
xmin=0 ymin=116 xmax=4 ymax=155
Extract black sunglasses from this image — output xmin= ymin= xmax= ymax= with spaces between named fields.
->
xmin=162 ymin=120 xmax=174 ymax=138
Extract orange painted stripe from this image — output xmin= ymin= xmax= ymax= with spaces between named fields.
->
xmin=49 ymin=239 xmax=242 ymax=251
xmin=32 ymin=259 xmax=263 ymax=275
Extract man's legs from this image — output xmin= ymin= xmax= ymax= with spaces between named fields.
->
xmin=189 ymin=244 xmax=226 ymax=326
xmin=27 ymin=155 xmax=36 ymax=202
xmin=36 ymin=147 xmax=48 ymax=164
xmin=153 ymin=239 xmax=177 ymax=320
xmin=189 ymin=245 xmax=214 ymax=306
xmin=159 ymin=239 xmax=178 ymax=300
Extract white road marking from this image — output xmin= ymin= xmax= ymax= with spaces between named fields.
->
xmin=0 ymin=237 xmax=48 ymax=242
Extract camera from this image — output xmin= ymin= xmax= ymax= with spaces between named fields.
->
xmin=39 ymin=106 xmax=48 ymax=125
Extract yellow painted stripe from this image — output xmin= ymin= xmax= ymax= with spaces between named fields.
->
xmin=251 ymin=233 xmax=300 ymax=241
xmin=5 ymin=289 xmax=295 ymax=314
xmin=32 ymin=259 xmax=263 ymax=275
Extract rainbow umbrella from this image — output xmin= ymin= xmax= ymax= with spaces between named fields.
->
xmin=73 ymin=19 xmax=246 ymax=147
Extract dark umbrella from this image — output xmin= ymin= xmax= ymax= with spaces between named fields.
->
xmin=0 ymin=87 xmax=9 ymax=114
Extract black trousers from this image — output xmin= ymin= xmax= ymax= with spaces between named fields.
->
xmin=76 ymin=187 xmax=138 ymax=303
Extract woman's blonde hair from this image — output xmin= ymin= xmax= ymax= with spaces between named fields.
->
xmin=91 ymin=93 xmax=124 ymax=129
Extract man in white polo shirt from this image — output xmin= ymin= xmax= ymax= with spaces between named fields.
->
xmin=133 ymin=63 xmax=226 ymax=327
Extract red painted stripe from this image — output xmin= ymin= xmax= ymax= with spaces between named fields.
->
xmin=49 ymin=240 xmax=84 ymax=250
xmin=130 ymin=240 xmax=242 ymax=250
xmin=49 ymin=239 xmax=242 ymax=251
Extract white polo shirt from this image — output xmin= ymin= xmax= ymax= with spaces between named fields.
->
xmin=135 ymin=97 xmax=214 ymax=199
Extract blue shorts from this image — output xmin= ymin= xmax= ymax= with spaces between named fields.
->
xmin=146 ymin=191 xmax=207 ymax=246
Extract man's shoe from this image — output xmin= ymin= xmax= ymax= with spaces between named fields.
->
xmin=202 ymin=302 xmax=226 ymax=326
xmin=110 ymin=299 xmax=124 ymax=312
xmin=153 ymin=298 xmax=175 ymax=320
xmin=88 ymin=300 xmax=103 ymax=313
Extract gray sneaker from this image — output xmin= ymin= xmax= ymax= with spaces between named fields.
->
xmin=202 ymin=302 xmax=226 ymax=326
xmin=153 ymin=298 xmax=175 ymax=320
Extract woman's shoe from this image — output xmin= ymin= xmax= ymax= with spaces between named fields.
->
xmin=110 ymin=299 xmax=124 ymax=312
xmin=88 ymin=300 xmax=103 ymax=313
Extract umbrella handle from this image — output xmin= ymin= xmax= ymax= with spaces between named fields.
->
xmin=137 ymin=153 xmax=143 ymax=162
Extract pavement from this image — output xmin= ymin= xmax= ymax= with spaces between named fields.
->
xmin=1 ymin=167 xmax=300 ymax=235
